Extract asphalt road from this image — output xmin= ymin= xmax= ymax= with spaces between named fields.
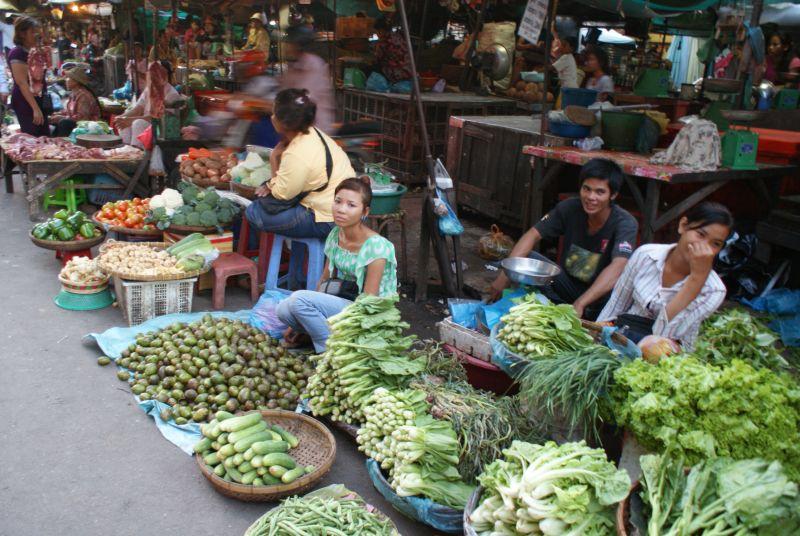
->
xmin=0 ymin=184 xmax=442 ymax=536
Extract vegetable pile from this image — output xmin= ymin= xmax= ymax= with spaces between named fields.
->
xmin=179 ymin=148 xmax=237 ymax=183
xmin=165 ymin=232 xmax=217 ymax=272
xmin=147 ymin=188 xmax=184 ymax=214
xmin=496 ymin=296 xmax=593 ymax=360
xmin=195 ymin=410 xmax=314 ymax=486
xmin=638 ymin=447 xmax=800 ymax=535
xmin=357 ymin=387 xmax=428 ymax=470
xmin=306 ymin=294 xmax=426 ymax=424
xmin=59 ymin=256 xmax=107 ymax=284
xmin=95 ymin=198 xmax=153 ymax=230
xmin=32 ymin=209 xmax=101 ymax=242
xmin=694 ymin=308 xmax=787 ymax=370
xmin=612 ymin=355 xmax=800 ymax=480
xmin=244 ymin=485 xmax=399 ymax=536
xmin=231 ymin=151 xmax=271 ymax=187
xmin=98 ymin=242 xmax=184 ymax=277
xmin=148 ymin=183 xmax=239 ymax=230
xmin=113 ymin=315 xmax=312 ymax=423
xmin=470 ymin=440 xmax=631 ymax=536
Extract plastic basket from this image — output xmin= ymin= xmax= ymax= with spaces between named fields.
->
xmin=561 ymin=88 xmax=598 ymax=108
xmin=370 ymin=184 xmax=408 ymax=215
xmin=54 ymin=288 xmax=114 ymax=311
xmin=88 ymin=174 xmax=126 ymax=205
xmin=113 ymin=275 xmax=197 ymax=326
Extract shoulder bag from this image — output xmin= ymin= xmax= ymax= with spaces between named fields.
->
xmin=319 ymin=265 xmax=359 ymax=301
xmin=258 ymin=128 xmax=333 ymax=215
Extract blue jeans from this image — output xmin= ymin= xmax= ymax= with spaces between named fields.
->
xmin=245 ymin=202 xmax=333 ymax=239
xmin=276 ymin=290 xmax=352 ymax=353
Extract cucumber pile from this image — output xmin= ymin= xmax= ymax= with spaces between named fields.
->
xmin=195 ymin=410 xmax=314 ymax=486
xmin=114 ymin=315 xmax=313 ymax=424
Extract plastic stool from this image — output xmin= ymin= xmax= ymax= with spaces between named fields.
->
xmin=237 ymin=217 xmax=275 ymax=285
xmin=265 ymin=235 xmax=325 ymax=293
xmin=43 ymin=178 xmax=88 ymax=213
xmin=211 ymin=252 xmax=259 ymax=310
xmin=56 ymin=248 xmax=93 ymax=266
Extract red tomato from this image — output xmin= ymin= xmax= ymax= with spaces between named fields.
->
xmin=103 ymin=208 xmax=115 ymax=218
xmin=117 ymin=201 xmax=129 ymax=212
xmin=131 ymin=197 xmax=142 ymax=205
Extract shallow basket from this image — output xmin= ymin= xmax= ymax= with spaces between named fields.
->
xmin=196 ymin=410 xmax=337 ymax=502
xmin=97 ymin=241 xmax=208 ymax=281
xmin=58 ymin=274 xmax=110 ymax=294
xmin=230 ymin=181 xmax=258 ymax=200
xmin=183 ymin=174 xmax=231 ymax=189
xmin=29 ymin=229 xmax=107 ymax=252
xmin=92 ymin=212 xmax=163 ymax=238
xmin=167 ymin=223 xmax=223 ymax=235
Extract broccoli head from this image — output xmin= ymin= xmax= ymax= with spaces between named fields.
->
xmin=217 ymin=207 xmax=234 ymax=224
xmin=186 ymin=212 xmax=202 ymax=226
xmin=151 ymin=206 xmax=167 ymax=219
xmin=194 ymin=202 xmax=213 ymax=214
xmin=181 ymin=184 xmax=200 ymax=205
xmin=171 ymin=213 xmax=188 ymax=226
xmin=203 ymin=189 xmax=220 ymax=207
xmin=199 ymin=210 xmax=219 ymax=227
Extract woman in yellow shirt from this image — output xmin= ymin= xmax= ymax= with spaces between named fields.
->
xmin=245 ymin=88 xmax=356 ymax=239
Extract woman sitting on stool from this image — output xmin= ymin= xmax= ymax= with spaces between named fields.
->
xmin=246 ymin=88 xmax=355 ymax=240
xmin=49 ymin=67 xmax=100 ymax=137
xmin=277 ymin=177 xmax=398 ymax=352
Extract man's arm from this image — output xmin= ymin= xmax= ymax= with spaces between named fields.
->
xmin=487 ymin=227 xmax=542 ymax=302
xmin=573 ymin=257 xmax=628 ymax=318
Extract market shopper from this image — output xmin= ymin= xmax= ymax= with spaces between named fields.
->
xmin=9 ymin=16 xmax=48 ymax=137
xmin=488 ymin=158 xmax=638 ymax=319
xmin=116 ymin=60 xmax=183 ymax=148
xmin=373 ymin=16 xmax=412 ymax=84
xmin=242 ymin=13 xmax=270 ymax=54
xmin=551 ymin=24 xmax=578 ymax=90
xmin=596 ymin=202 xmax=733 ymax=349
xmin=246 ymin=88 xmax=355 ymax=239
xmin=277 ymin=177 xmax=398 ymax=352
xmin=582 ymin=45 xmax=614 ymax=101
xmin=49 ymin=67 xmax=100 ymax=137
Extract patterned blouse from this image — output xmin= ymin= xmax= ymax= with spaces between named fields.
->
xmin=62 ymin=85 xmax=101 ymax=122
xmin=324 ymin=227 xmax=398 ymax=297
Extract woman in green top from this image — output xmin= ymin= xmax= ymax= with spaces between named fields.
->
xmin=276 ymin=177 xmax=397 ymax=352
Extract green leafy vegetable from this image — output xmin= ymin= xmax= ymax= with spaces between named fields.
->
xmin=694 ymin=308 xmax=787 ymax=371
xmin=612 ymin=355 xmax=800 ymax=480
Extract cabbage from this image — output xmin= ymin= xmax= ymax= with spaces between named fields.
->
xmin=230 ymin=164 xmax=250 ymax=183
xmin=242 ymin=165 xmax=271 ymax=187
xmin=241 ymin=151 xmax=265 ymax=170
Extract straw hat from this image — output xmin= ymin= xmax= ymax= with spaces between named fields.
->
xmin=65 ymin=67 xmax=91 ymax=88
xmin=250 ymin=13 xmax=265 ymax=24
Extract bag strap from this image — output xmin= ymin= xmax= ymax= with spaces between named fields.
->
xmin=310 ymin=127 xmax=333 ymax=193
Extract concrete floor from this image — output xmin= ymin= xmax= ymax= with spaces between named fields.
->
xmin=0 ymin=181 xmax=450 ymax=536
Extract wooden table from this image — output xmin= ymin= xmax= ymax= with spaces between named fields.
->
xmin=1 ymin=145 xmax=150 ymax=221
xmin=522 ymin=145 xmax=797 ymax=242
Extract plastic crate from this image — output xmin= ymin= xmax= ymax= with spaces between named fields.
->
xmin=113 ymin=276 xmax=197 ymax=326
xmin=88 ymin=173 xmax=126 ymax=205
xmin=437 ymin=316 xmax=492 ymax=362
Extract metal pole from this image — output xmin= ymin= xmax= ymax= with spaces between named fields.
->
xmin=127 ymin=0 xmax=138 ymax=96
xmin=458 ymin=0 xmax=489 ymax=92
xmin=737 ymin=0 xmax=764 ymax=107
xmin=539 ymin=0 xmax=558 ymax=137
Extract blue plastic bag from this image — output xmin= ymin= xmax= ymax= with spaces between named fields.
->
xmin=366 ymin=72 xmax=390 ymax=93
xmin=769 ymin=316 xmax=800 ymax=346
xmin=365 ymin=459 xmax=464 ymax=534
xmin=448 ymin=298 xmax=482 ymax=330
xmin=390 ymin=80 xmax=412 ymax=94
xmin=478 ymin=287 xmax=535 ymax=331
xmin=250 ymin=290 xmax=290 ymax=339
xmin=435 ymin=188 xmax=464 ymax=236
xmin=743 ymin=288 xmax=800 ymax=316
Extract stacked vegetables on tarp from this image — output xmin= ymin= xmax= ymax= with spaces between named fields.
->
xmin=306 ymin=294 xmax=425 ymax=424
xmin=637 ymin=446 xmax=800 ymax=535
xmin=32 ymin=209 xmax=101 ymax=242
xmin=147 ymin=183 xmax=239 ymax=230
xmin=469 ymin=440 xmax=631 ymax=535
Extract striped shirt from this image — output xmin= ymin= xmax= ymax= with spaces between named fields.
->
xmin=597 ymin=243 xmax=726 ymax=350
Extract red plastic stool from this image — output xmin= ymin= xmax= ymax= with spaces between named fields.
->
xmin=211 ymin=252 xmax=259 ymax=310
xmin=237 ymin=218 xmax=277 ymax=285
xmin=56 ymin=249 xmax=93 ymax=266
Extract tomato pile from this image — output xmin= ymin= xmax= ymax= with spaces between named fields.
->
xmin=95 ymin=198 xmax=154 ymax=230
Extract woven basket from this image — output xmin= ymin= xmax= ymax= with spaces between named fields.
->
xmin=230 ymin=181 xmax=257 ymax=200
xmin=183 ymin=174 xmax=231 ymax=189
xmin=167 ymin=223 xmax=222 ymax=235
xmin=196 ymin=410 xmax=337 ymax=502
xmin=96 ymin=240 xmax=209 ymax=281
xmin=29 ymin=229 xmax=107 ymax=252
xmin=92 ymin=212 xmax=163 ymax=238
xmin=58 ymin=274 xmax=110 ymax=294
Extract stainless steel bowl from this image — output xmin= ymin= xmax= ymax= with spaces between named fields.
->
xmin=501 ymin=257 xmax=561 ymax=287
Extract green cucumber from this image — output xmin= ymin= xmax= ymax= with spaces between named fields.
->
xmin=253 ymin=477 xmax=264 ymax=486
xmin=219 ymin=411 xmax=262 ymax=432
xmin=261 ymin=473 xmax=281 ymax=485
xmin=223 ymin=457 xmax=236 ymax=469
xmin=304 ymin=465 xmax=316 ymax=474
xmin=251 ymin=455 xmax=264 ymax=468
xmin=261 ymin=453 xmax=296 ymax=469
xmin=238 ymin=461 xmax=254 ymax=474
xmin=211 ymin=441 xmax=220 ymax=451
xmin=251 ymin=440 xmax=289 ymax=455
xmin=203 ymin=452 xmax=221 ymax=466
xmin=223 ymin=473 xmax=232 ymax=482
xmin=207 ymin=422 xmax=222 ymax=440
xmin=268 ymin=465 xmax=287 ymax=478
xmin=215 ymin=410 xmax=235 ymax=421
xmin=213 ymin=463 xmax=226 ymax=477
xmin=234 ymin=432 xmax=273 ymax=453
xmin=243 ymin=448 xmax=255 ymax=462
xmin=281 ymin=467 xmax=306 ymax=484
xmin=241 ymin=470 xmax=258 ymax=485
xmin=271 ymin=425 xmax=299 ymax=448
xmin=231 ymin=453 xmax=244 ymax=467
xmin=218 ymin=444 xmax=236 ymax=459
xmin=218 ymin=433 xmax=229 ymax=446
xmin=200 ymin=419 xmax=218 ymax=437
xmin=256 ymin=466 xmax=267 ymax=476
xmin=227 ymin=466 xmax=243 ymax=483
xmin=193 ymin=437 xmax=212 ymax=453
xmin=228 ymin=421 xmax=268 ymax=443
xmin=268 ymin=431 xmax=283 ymax=441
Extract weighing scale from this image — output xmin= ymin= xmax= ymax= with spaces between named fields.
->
xmin=720 ymin=110 xmax=761 ymax=170
xmin=633 ymin=68 xmax=671 ymax=98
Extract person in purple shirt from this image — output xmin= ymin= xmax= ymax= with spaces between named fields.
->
xmin=8 ymin=16 xmax=47 ymax=136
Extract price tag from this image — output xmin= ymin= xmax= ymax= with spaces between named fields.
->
xmin=518 ymin=0 xmax=549 ymax=45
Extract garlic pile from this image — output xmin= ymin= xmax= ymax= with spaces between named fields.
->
xmin=60 ymin=256 xmax=108 ymax=284
xmin=97 ymin=243 xmax=184 ymax=277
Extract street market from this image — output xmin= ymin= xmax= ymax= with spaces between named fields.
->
xmin=2 ymin=0 xmax=800 ymax=535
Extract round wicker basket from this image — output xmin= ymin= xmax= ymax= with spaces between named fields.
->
xmin=183 ymin=174 xmax=231 ymax=189
xmin=58 ymin=274 xmax=110 ymax=294
xmin=195 ymin=410 xmax=337 ymax=502
xmin=96 ymin=240 xmax=209 ymax=281
xmin=29 ymin=229 xmax=107 ymax=252
xmin=167 ymin=223 xmax=222 ymax=235
xmin=230 ymin=181 xmax=257 ymax=200
xmin=92 ymin=212 xmax=163 ymax=238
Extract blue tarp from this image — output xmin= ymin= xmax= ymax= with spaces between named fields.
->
xmin=85 ymin=310 xmax=253 ymax=455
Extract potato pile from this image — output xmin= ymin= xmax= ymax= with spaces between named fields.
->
xmin=179 ymin=149 xmax=237 ymax=184
xmin=507 ymin=80 xmax=554 ymax=103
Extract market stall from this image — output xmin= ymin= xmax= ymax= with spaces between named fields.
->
xmin=522 ymin=144 xmax=796 ymax=242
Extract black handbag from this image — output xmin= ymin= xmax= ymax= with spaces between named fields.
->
xmin=39 ymin=88 xmax=54 ymax=116
xmin=319 ymin=266 xmax=359 ymax=301
xmin=258 ymin=128 xmax=333 ymax=215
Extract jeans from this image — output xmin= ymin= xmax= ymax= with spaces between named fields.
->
xmin=245 ymin=202 xmax=333 ymax=239
xmin=276 ymin=290 xmax=352 ymax=353
xmin=528 ymin=251 xmax=608 ymax=321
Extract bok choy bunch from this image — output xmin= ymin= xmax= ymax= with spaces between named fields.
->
xmin=470 ymin=440 xmax=630 ymax=535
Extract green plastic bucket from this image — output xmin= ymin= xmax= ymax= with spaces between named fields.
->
xmin=370 ymin=184 xmax=407 ymax=215
xmin=601 ymin=111 xmax=645 ymax=152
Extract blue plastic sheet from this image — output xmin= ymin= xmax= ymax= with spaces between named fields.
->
xmin=743 ymin=289 xmax=800 ymax=347
xmin=250 ymin=290 xmax=289 ymax=339
xmin=365 ymin=459 xmax=464 ymax=534
xmin=84 ymin=310 xmax=253 ymax=455
xmin=448 ymin=299 xmax=482 ymax=330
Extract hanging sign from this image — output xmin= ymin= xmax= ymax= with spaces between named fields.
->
xmin=518 ymin=0 xmax=548 ymax=45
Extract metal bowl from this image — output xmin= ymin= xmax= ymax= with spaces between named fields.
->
xmin=501 ymin=257 xmax=561 ymax=287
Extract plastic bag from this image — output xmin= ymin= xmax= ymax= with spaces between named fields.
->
xmin=249 ymin=290 xmax=289 ymax=339
xmin=478 ymin=287 xmax=533 ymax=331
xmin=149 ymin=144 xmax=165 ymax=176
xmin=434 ymin=188 xmax=463 ymax=236
xmin=478 ymin=224 xmax=514 ymax=261
xmin=366 ymin=72 xmax=390 ymax=93
xmin=744 ymin=288 xmax=800 ymax=315
xmin=136 ymin=125 xmax=154 ymax=150
xmin=447 ymin=298 xmax=482 ymax=330
xmin=390 ymin=80 xmax=412 ymax=94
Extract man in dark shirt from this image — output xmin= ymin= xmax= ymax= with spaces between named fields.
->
xmin=488 ymin=158 xmax=638 ymax=319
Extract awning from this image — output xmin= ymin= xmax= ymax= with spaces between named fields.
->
xmin=575 ymin=0 xmax=719 ymax=18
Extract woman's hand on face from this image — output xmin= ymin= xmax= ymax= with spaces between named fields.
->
xmin=687 ymin=241 xmax=716 ymax=277
xmin=32 ymin=105 xmax=44 ymax=126
xmin=255 ymin=184 xmax=271 ymax=197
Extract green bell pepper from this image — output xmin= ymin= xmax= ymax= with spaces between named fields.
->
xmin=53 ymin=209 xmax=70 ymax=220
xmin=32 ymin=224 xmax=50 ymax=240
xmin=78 ymin=222 xmax=97 ymax=239
xmin=48 ymin=218 xmax=66 ymax=232
xmin=66 ymin=212 xmax=85 ymax=229
xmin=55 ymin=226 xmax=76 ymax=241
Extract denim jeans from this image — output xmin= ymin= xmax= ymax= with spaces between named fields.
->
xmin=276 ymin=290 xmax=353 ymax=353
xmin=245 ymin=202 xmax=333 ymax=239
